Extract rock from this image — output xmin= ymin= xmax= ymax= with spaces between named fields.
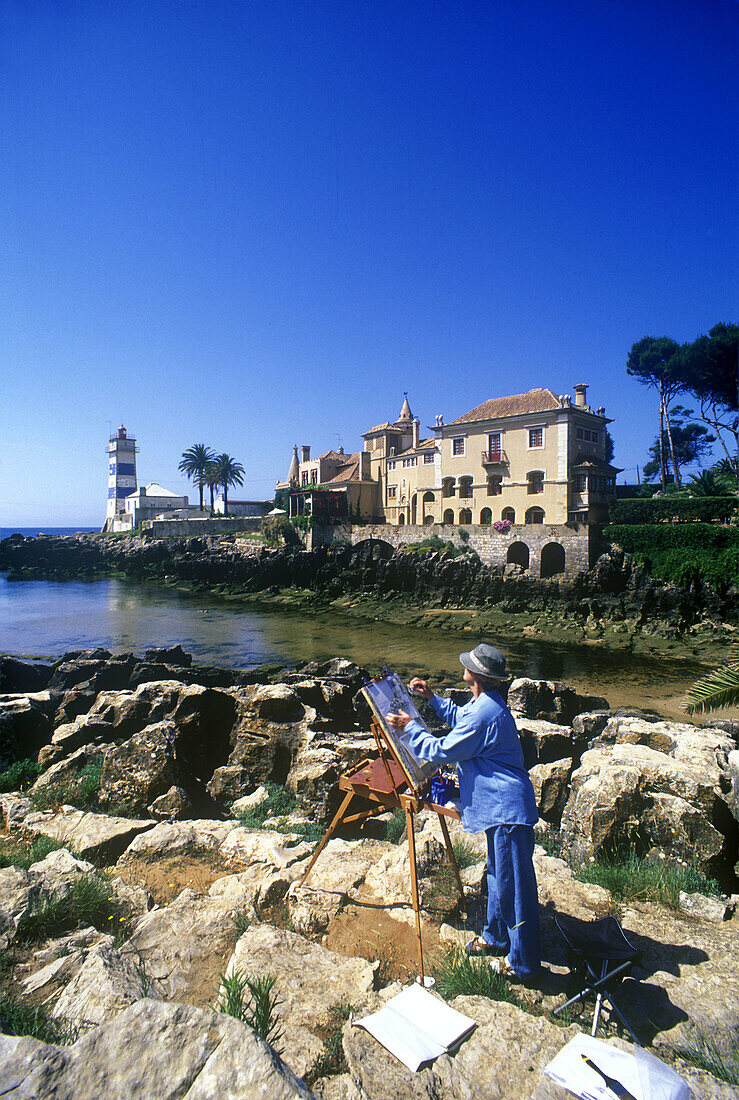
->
xmin=287 ymin=838 xmax=396 ymax=934
xmin=144 ymin=645 xmax=192 ymax=666
xmin=517 ymin=719 xmax=579 ymax=770
xmin=0 ymin=696 xmax=52 ymax=768
xmin=231 ymin=786 xmax=269 ymax=814
xmin=0 ymin=656 xmax=52 ymax=693
xmin=0 ymin=792 xmax=33 ymax=827
xmin=98 ymin=720 xmax=181 ymax=815
xmin=206 ymin=765 xmax=253 ymax=803
xmin=30 ymin=742 xmax=110 ymax=795
xmin=529 ymin=759 xmax=572 ymax=823
xmin=117 ymin=819 xmax=237 ymax=863
xmin=52 ymin=939 xmax=158 ymax=1025
xmin=508 ymin=678 xmax=609 ymax=726
xmin=85 ymin=680 xmax=184 ymax=740
xmin=27 ymin=848 xmax=96 ymax=892
xmin=222 ymin=924 xmax=375 ymax=1080
xmin=678 ymin=891 xmax=733 ymax=922
xmin=0 ymin=866 xmax=36 ymax=947
xmin=0 ymin=998 xmax=315 ymax=1099
xmin=559 ymin=740 xmax=733 ymax=873
xmin=147 ymin=785 xmax=192 ymax=820
xmin=727 ymin=749 xmax=739 ymax=823
xmin=287 ymin=748 xmax=342 ymax=822
xmin=343 ymin=995 xmax=582 ymax=1100
xmin=252 ymin=684 xmax=305 ymax=722
xmin=23 ymin=807 xmax=155 ymax=863
xmin=38 ymin=716 xmax=114 ymax=767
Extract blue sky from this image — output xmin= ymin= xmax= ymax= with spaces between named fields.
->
xmin=1 ymin=0 xmax=736 ymax=527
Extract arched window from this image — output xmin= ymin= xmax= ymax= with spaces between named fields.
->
xmin=480 ymin=508 xmax=492 ymax=525
xmin=459 ymin=477 xmax=473 ymax=499
xmin=487 ymin=475 xmax=502 ymax=496
xmin=501 ymin=507 xmax=515 ymax=523
xmin=541 ymin=542 xmax=565 ymax=578
xmin=423 ymin=491 xmax=435 ymax=504
xmin=527 ymin=471 xmax=544 ymax=495
xmin=525 ymin=507 xmax=545 ymax=524
xmin=507 ymin=542 xmax=530 ymax=570
xmin=442 ymin=478 xmax=456 ymax=498
xmin=423 ymin=515 xmax=434 ymax=525
xmin=459 ymin=508 xmax=472 ymax=524
xmin=443 ymin=508 xmax=454 ymax=524
xmin=398 ymin=514 xmax=405 ymax=526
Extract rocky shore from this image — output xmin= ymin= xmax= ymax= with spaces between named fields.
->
xmin=1 ymin=647 xmax=738 ymax=1097
xmin=2 ymin=532 xmax=737 ymax=659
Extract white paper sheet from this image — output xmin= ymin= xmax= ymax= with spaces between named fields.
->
xmin=355 ymin=983 xmax=476 ymax=1072
xmin=544 ymin=1034 xmax=689 ymax=1100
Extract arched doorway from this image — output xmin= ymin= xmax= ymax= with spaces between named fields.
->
xmin=501 ymin=507 xmax=515 ymax=523
xmin=443 ymin=508 xmax=454 ymax=524
xmin=424 ymin=515 xmax=434 ymax=525
xmin=480 ymin=508 xmax=492 ymax=525
xmin=507 ymin=542 xmax=529 ymax=570
xmin=525 ymin=507 xmax=545 ymax=524
xmin=541 ymin=542 xmax=566 ymax=578
xmin=398 ymin=514 xmax=405 ymax=525
xmin=459 ymin=508 xmax=472 ymax=524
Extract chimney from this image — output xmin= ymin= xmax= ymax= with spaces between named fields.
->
xmin=574 ymin=384 xmax=588 ymax=408
xmin=412 ymin=418 xmax=419 ymax=449
xmin=301 ymin=445 xmax=311 ymax=462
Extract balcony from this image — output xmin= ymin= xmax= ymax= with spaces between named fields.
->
xmin=481 ymin=449 xmax=508 ymax=466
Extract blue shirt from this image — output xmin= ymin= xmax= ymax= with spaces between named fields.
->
xmin=404 ymin=691 xmax=539 ymax=833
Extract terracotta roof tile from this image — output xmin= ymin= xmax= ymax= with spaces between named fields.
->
xmin=448 ymin=388 xmax=561 ymax=425
xmin=362 ymin=422 xmax=397 ymax=435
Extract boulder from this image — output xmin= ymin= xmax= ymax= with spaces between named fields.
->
xmin=0 ymin=696 xmax=52 ymax=768
xmin=117 ymin=819 xmax=237 ymax=863
xmin=0 ymin=792 xmax=34 ymax=827
xmin=23 ymin=808 xmax=155 ymax=863
xmin=287 ymin=747 xmax=342 ymax=823
xmin=0 ymin=656 xmax=52 ymax=693
xmin=31 ymin=742 xmax=109 ymax=795
xmin=529 ymin=758 xmax=572 ymax=823
xmin=144 ymin=645 xmax=192 ymax=666
xmin=516 ymin=718 xmax=580 ymax=770
xmin=222 ymin=924 xmax=375 ymax=1080
xmin=147 ymin=785 xmax=192 ymax=820
xmin=287 ymin=838 xmax=396 ymax=935
xmin=51 ymin=939 xmax=157 ymax=1025
xmin=0 ymin=998 xmax=315 ymax=1099
xmin=508 ymin=678 xmax=609 ymax=726
xmin=85 ymin=681 xmax=184 ymax=740
xmin=207 ymin=765 xmax=253 ymax=803
xmin=251 ymin=684 xmax=305 ymax=722
xmin=98 ymin=720 xmax=181 ymax=815
xmin=559 ymin=740 xmax=734 ymax=872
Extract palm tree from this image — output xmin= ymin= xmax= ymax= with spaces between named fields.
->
xmin=684 ymin=645 xmax=739 ymax=715
xmin=178 ymin=444 xmax=215 ymax=511
xmin=211 ymin=453 xmax=245 ymax=514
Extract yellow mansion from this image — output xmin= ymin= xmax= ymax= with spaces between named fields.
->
xmin=279 ymin=386 xmax=617 ymax=527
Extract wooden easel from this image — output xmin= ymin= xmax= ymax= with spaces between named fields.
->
xmin=299 ymin=717 xmax=466 ymax=984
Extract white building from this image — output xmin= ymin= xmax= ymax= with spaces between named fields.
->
xmin=104 ymin=483 xmax=190 ymax=533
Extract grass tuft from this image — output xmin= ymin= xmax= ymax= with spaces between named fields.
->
xmin=309 ymin=1000 xmax=356 ymax=1081
xmin=575 ymin=852 xmax=721 ymax=909
xmin=0 ymin=835 xmax=65 ymax=870
xmin=16 ymin=871 xmax=128 ymax=943
xmin=673 ymin=1028 xmax=739 ymax=1086
xmin=451 ymin=836 xmax=481 ymax=870
xmin=382 ymin=809 xmax=406 ymax=844
xmin=433 ymin=944 xmax=517 ymax=1003
xmin=237 ymin=783 xmax=296 ymax=828
xmin=29 ymin=758 xmax=104 ymax=812
xmin=0 ymin=986 xmax=79 ymax=1045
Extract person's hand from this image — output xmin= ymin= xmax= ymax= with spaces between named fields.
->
xmin=387 ymin=710 xmax=411 ymax=731
xmin=409 ymin=677 xmax=433 ymax=700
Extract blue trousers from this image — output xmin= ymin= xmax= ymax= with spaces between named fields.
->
xmin=482 ymin=823 xmax=541 ymax=980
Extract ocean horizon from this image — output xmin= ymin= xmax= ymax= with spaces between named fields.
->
xmin=1 ymin=526 xmax=100 ymax=538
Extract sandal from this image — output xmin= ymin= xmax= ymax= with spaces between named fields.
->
xmin=465 ymin=937 xmax=506 ymax=958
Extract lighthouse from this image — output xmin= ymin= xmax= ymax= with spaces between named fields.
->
xmin=106 ymin=425 xmax=138 ymax=523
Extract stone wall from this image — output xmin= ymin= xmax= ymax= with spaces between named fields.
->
xmin=307 ymin=522 xmax=602 ymax=577
xmin=143 ymin=517 xmax=263 ymax=538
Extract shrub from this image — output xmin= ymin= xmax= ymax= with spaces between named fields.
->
xmin=608 ymin=497 xmax=736 ymax=525
xmin=217 ymin=969 xmax=283 ymax=1050
xmin=262 ymin=515 xmax=300 ymax=547
xmin=605 ymin=523 xmax=739 ymax=588
xmin=0 ymin=758 xmax=42 ymax=793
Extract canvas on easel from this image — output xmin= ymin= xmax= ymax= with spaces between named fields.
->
xmin=361 ymin=672 xmax=437 ymax=793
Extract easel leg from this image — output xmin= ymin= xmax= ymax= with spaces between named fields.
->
xmin=437 ymin=813 xmax=468 ymax=919
xmin=299 ymin=790 xmax=355 ymax=887
xmin=406 ymin=805 xmax=425 ymax=985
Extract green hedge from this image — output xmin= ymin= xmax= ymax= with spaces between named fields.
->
xmin=609 ymin=497 xmax=737 ymax=524
xmin=605 ymin=523 xmax=739 ymax=588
